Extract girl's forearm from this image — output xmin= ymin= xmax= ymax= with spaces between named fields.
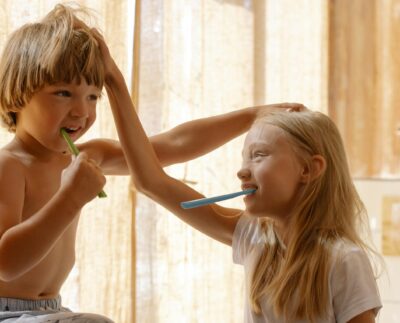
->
xmin=150 ymin=107 xmax=257 ymax=166
xmin=105 ymin=70 xmax=165 ymax=191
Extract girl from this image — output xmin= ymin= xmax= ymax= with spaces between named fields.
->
xmin=97 ymin=27 xmax=382 ymax=323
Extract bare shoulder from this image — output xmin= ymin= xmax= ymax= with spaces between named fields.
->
xmin=0 ymin=148 xmax=26 ymax=173
xmin=0 ymin=147 xmax=27 ymax=189
xmin=0 ymin=148 xmax=26 ymax=235
xmin=77 ymin=138 xmax=120 ymax=162
xmin=77 ymin=139 xmax=127 ymax=175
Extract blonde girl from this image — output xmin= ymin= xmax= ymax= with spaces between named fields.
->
xmin=96 ymin=25 xmax=382 ymax=322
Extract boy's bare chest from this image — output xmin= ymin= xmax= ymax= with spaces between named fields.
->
xmin=22 ymin=158 xmax=70 ymax=219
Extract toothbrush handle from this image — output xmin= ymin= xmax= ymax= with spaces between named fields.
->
xmin=60 ymin=129 xmax=107 ymax=198
xmin=181 ymin=188 xmax=255 ymax=209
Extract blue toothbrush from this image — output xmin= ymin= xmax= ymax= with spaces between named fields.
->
xmin=181 ymin=188 xmax=256 ymax=209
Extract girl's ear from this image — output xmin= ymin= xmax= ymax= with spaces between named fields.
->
xmin=300 ymin=155 xmax=326 ymax=183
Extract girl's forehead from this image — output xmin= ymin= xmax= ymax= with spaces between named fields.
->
xmin=244 ymin=123 xmax=286 ymax=145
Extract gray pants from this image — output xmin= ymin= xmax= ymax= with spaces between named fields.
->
xmin=0 ymin=296 xmax=114 ymax=322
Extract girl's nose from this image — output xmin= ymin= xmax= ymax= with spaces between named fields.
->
xmin=237 ymin=167 xmax=251 ymax=180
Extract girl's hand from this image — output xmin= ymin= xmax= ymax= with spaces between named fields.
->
xmin=90 ymin=28 xmax=121 ymax=82
xmin=254 ymin=102 xmax=308 ymax=119
xmin=72 ymin=17 xmax=121 ymax=82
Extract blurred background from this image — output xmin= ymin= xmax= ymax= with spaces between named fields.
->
xmin=0 ymin=0 xmax=399 ymax=322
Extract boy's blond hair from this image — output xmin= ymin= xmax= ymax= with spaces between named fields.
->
xmin=249 ymin=111 xmax=379 ymax=322
xmin=0 ymin=4 xmax=104 ymax=132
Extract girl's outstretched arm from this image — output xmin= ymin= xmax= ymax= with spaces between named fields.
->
xmin=95 ymin=29 xmax=241 ymax=245
xmin=79 ymin=103 xmax=304 ymax=175
xmin=149 ymin=102 xmax=304 ymax=167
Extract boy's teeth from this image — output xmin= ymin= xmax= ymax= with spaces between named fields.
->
xmin=65 ymin=127 xmax=78 ymax=132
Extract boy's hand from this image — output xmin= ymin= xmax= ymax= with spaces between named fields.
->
xmin=60 ymin=152 xmax=106 ymax=207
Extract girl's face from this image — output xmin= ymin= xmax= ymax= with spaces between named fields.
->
xmin=237 ymin=123 xmax=305 ymax=220
xmin=16 ymin=78 xmax=101 ymax=155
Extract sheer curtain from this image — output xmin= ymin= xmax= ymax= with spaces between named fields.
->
xmin=6 ymin=1 xmax=398 ymax=322
xmin=135 ymin=1 xmax=327 ymax=322
xmin=0 ymin=1 xmax=135 ymax=322
xmin=329 ymin=0 xmax=400 ymax=177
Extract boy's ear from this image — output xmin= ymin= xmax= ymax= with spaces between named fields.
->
xmin=300 ymin=155 xmax=326 ymax=183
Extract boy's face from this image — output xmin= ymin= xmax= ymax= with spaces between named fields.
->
xmin=16 ymin=78 xmax=101 ymax=154
xmin=237 ymin=123 xmax=305 ymax=219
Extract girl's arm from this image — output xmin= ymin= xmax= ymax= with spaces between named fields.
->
xmin=107 ymin=68 xmax=241 ymax=245
xmin=80 ymin=103 xmax=303 ymax=175
xmin=94 ymin=29 xmax=241 ymax=244
xmin=148 ymin=103 xmax=302 ymax=167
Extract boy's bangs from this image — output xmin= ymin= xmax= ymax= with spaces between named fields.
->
xmin=40 ymin=30 xmax=104 ymax=88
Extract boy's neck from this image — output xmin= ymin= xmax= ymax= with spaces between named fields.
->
xmin=11 ymin=134 xmax=65 ymax=162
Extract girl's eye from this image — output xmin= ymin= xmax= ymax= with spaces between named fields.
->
xmin=252 ymin=151 xmax=266 ymax=159
xmin=55 ymin=90 xmax=71 ymax=97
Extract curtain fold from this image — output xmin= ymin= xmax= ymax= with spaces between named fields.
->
xmin=135 ymin=1 xmax=327 ymax=322
xmin=3 ymin=1 xmax=398 ymax=322
xmin=329 ymin=0 xmax=400 ymax=177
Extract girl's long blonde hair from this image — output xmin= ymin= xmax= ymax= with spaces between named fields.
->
xmin=250 ymin=111 xmax=378 ymax=322
xmin=0 ymin=4 xmax=104 ymax=132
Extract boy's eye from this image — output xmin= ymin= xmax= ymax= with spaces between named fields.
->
xmin=88 ymin=94 xmax=100 ymax=101
xmin=55 ymin=90 xmax=71 ymax=97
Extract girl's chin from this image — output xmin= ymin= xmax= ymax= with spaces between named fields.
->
xmin=244 ymin=206 xmax=264 ymax=217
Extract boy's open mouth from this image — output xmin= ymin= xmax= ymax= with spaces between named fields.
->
xmin=63 ymin=127 xmax=81 ymax=134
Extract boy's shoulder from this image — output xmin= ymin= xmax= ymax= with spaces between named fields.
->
xmin=0 ymin=147 xmax=27 ymax=175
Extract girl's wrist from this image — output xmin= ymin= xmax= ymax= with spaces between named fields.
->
xmin=104 ymin=64 xmax=124 ymax=86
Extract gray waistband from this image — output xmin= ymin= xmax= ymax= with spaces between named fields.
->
xmin=0 ymin=295 xmax=62 ymax=312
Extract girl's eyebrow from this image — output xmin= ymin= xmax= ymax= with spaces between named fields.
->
xmin=242 ymin=142 xmax=272 ymax=157
xmin=248 ymin=142 xmax=272 ymax=150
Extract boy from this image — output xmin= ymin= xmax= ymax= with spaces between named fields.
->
xmin=0 ymin=3 xmax=302 ymax=322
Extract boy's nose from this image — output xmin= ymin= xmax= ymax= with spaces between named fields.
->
xmin=70 ymin=101 xmax=89 ymax=118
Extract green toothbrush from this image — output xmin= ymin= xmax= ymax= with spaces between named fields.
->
xmin=60 ymin=128 xmax=107 ymax=198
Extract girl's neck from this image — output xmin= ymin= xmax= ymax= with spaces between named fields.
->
xmin=272 ymin=216 xmax=293 ymax=246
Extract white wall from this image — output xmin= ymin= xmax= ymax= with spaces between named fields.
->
xmin=354 ymin=179 xmax=400 ymax=322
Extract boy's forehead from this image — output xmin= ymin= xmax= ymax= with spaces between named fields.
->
xmin=48 ymin=77 xmax=102 ymax=90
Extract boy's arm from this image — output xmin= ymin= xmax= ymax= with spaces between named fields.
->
xmin=0 ymin=152 xmax=104 ymax=281
xmin=80 ymin=104 xmax=303 ymax=175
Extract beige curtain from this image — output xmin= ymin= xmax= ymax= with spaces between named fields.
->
xmin=5 ymin=0 xmax=398 ymax=322
xmin=329 ymin=0 xmax=400 ymax=177
xmin=135 ymin=1 xmax=327 ymax=322
xmin=0 ymin=1 xmax=134 ymax=322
